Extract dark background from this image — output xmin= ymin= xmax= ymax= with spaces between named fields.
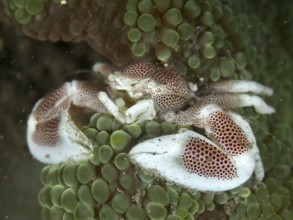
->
xmin=0 ymin=24 xmax=105 ymax=219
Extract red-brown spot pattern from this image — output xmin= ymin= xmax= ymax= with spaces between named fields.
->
xmin=31 ymin=81 xmax=105 ymax=147
xmin=32 ymin=117 xmax=60 ymax=147
xmin=182 ymin=137 xmax=237 ymax=179
xmin=207 ymin=110 xmax=252 ymax=156
xmin=201 ymin=94 xmax=241 ymax=109
xmin=118 ymin=62 xmax=190 ymax=110
xmin=153 ymin=94 xmax=189 ymax=111
xmin=33 ymin=83 xmax=69 ymax=121
xmin=74 ymin=81 xmax=107 ymax=112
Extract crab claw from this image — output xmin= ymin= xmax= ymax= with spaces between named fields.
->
xmin=27 ymin=110 xmax=93 ymax=164
xmin=163 ymin=103 xmax=265 ymax=185
xmin=129 ymin=130 xmax=258 ymax=192
xmin=27 ymin=81 xmax=106 ymax=164
xmin=202 ymin=105 xmax=265 ymax=182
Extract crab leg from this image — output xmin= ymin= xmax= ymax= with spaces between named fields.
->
xmin=197 ymin=80 xmax=275 ymax=114
xmin=27 ymin=80 xmax=107 ymax=164
xmin=205 ymin=80 xmax=274 ymax=96
xmin=199 ymin=93 xmax=275 ymax=114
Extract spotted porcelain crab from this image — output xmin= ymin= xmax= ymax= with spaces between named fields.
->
xmin=27 ymin=61 xmax=275 ymax=191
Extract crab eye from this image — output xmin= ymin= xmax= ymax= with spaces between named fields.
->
xmin=108 ymin=74 xmax=115 ymax=81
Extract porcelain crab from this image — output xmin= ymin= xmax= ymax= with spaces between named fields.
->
xmin=27 ymin=61 xmax=275 ymax=191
